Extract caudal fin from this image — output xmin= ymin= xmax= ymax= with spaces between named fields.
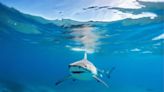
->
xmin=106 ymin=67 xmax=115 ymax=79
xmin=98 ymin=67 xmax=116 ymax=79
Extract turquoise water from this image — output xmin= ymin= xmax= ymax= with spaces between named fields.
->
xmin=0 ymin=2 xmax=164 ymax=92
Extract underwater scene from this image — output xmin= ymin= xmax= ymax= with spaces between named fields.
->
xmin=0 ymin=0 xmax=163 ymax=92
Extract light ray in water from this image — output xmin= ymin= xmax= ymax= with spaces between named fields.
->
xmin=68 ymin=25 xmax=102 ymax=53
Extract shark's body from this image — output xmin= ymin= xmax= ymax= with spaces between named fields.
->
xmin=55 ymin=53 xmax=113 ymax=87
xmin=69 ymin=53 xmax=97 ymax=80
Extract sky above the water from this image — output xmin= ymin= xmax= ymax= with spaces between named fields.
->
xmin=0 ymin=0 xmax=164 ymax=21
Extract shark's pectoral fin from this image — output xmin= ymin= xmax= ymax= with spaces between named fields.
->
xmin=93 ymin=75 xmax=109 ymax=88
xmin=55 ymin=75 xmax=72 ymax=86
xmin=107 ymin=67 xmax=115 ymax=79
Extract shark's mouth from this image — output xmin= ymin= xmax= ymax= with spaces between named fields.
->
xmin=71 ymin=71 xmax=85 ymax=74
xmin=69 ymin=65 xmax=90 ymax=74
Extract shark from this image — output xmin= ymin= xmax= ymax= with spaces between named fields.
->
xmin=55 ymin=52 xmax=115 ymax=87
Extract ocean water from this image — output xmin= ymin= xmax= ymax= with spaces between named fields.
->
xmin=0 ymin=2 xmax=164 ymax=92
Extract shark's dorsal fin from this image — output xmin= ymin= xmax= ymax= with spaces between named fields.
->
xmin=84 ymin=52 xmax=87 ymax=60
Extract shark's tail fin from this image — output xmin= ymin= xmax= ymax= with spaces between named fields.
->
xmin=98 ymin=67 xmax=116 ymax=79
xmin=84 ymin=52 xmax=87 ymax=60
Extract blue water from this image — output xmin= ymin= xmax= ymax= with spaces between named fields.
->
xmin=0 ymin=2 xmax=164 ymax=92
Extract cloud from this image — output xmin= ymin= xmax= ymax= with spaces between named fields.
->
xmin=72 ymin=9 xmax=157 ymax=22
xmin=3 ymin=0 xmax=160 ymax=22
xmin=69 ymin=0 xmax=159 ymax=22
xmin=91 ymin=0 xmax=144 ymax=9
